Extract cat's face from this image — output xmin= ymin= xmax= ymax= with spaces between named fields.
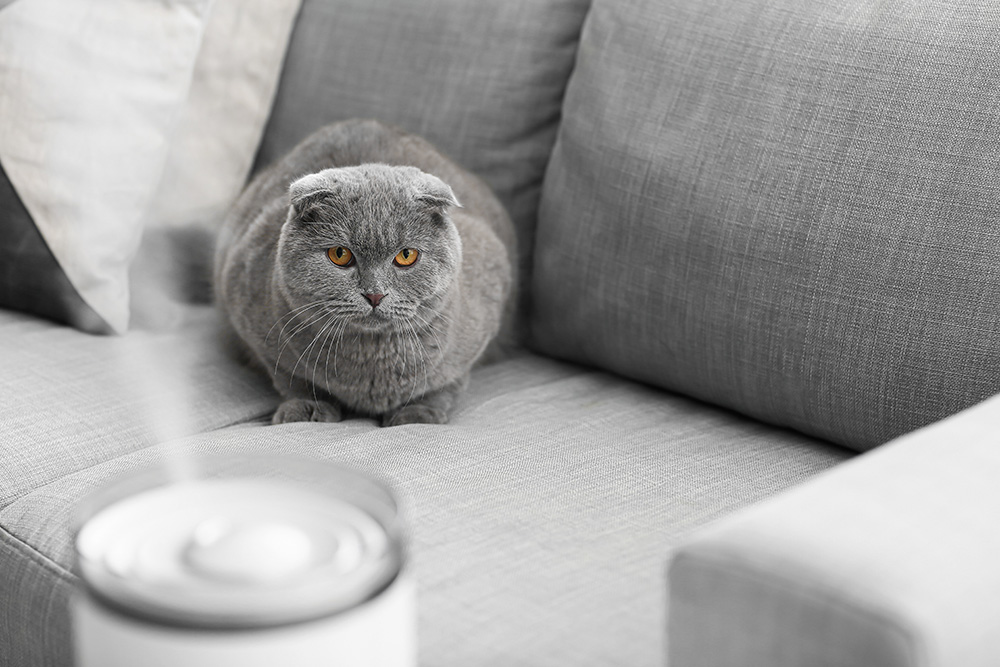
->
xmin=275 ymin=164 xmax=462 ymax=331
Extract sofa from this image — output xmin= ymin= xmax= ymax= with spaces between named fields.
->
xmin=2 ymin=0 xmax=1000 ymax=665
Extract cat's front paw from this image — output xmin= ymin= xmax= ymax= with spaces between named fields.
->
xmin=382 ymin=404 xmax=449 ymax=427
xmin=272 ymin=398 xmax=342 ymax=425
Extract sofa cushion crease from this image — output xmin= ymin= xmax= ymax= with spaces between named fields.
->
xmin=0 ymin=406 xmax=277 ymax=514
xmin=0 ymin=306 xmax=280 ymax=509
xmin=0 ymin=522 xmax=75 ymax=584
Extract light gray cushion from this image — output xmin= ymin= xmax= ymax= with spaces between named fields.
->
xmin=255 ymin=0 xmax=590 ymax=319
xmin=0 ymin=325 xmax=850 ymax=666
xmin=669 ymin=391 xmax=1000 ymax=667
xmin=531 ymin=0 xmax=1000 ymax=451
xmin=0 ymin=307 xmax=278 ymax=509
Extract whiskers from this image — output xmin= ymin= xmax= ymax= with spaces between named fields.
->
xmin=266 ymin=299 xmax=331 ymax=347
xmin=320 ymin=314 xmax=352 ymax=399
xmin=266 ymin=299 xmax=453 ymax=412
xmin=267 ymin=300 xmax=346 ymax=389
xmin=396 ymin=308 xmax=452 ymax=408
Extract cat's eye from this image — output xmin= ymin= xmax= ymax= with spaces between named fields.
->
xmin=394 ymin=248 xmax=419 ymax=267
xmin=328 ymin=246 xmax=354 ymax=267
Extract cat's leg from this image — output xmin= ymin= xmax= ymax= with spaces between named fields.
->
xmin=382 ymin=376 xmax=467 ymax=427
xmin=271 ymin=377 xmax=344 ymax=425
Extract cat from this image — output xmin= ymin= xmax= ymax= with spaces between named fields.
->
xmin=214 ymin=119 xmax=516 ymax=426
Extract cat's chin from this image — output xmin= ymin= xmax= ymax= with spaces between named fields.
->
xmin=350 ymin=310 xmax=395 ymax=331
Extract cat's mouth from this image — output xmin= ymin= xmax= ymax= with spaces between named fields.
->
xmin=352 ymin=307 xmax=394 ymax=329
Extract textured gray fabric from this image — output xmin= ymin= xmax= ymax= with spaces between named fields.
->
xmin=668 ymin=391 xmax=1000 ymax=667
xmin=0 ymin=528 xmax=74 ymax=667
xmin=0 ymin=306 xmax=278 ymax=509
xmin=0 ymin=163 xmax=109 ymax=333
xmin=531 ymin=0 xmax=1000 ymax=451
xmin=0 ymin=348 xmax=850 ymax=666
xmin=255 ymin=0 xmax=590 ymax=327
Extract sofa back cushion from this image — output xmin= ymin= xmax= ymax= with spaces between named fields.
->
xmin=254 ymin=0 xmax=590 ymax=325
xmin=530 ymin=0 xmax=1000 ymax=451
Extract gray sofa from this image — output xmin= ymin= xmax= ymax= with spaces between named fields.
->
xmin=3 ymin=0 xmax=1000 ymax=666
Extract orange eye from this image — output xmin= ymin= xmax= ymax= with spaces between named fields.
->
xmin=394 ymin=248 xmax=419 ymax=267
xmin=328 ymin=246 xmax=354 ymax=266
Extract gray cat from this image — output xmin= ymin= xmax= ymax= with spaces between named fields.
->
xmin=215 ymin=119 xmax=516 ymax=426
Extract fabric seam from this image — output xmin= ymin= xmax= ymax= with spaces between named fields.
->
xmin=0 ymin=406 xmax=275 ymax=512
xmin=0 ymin=522 xmax=76 ymax=583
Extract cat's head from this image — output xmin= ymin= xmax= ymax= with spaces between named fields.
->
xmin=276 ymin=164 xmax=463 ymax=329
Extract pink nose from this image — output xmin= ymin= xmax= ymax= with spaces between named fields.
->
xmin=363 ymin=293 xmax=385 ymax=308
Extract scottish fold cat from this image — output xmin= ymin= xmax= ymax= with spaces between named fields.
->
xmin=215 ymin=119 xmax=516 ymax=426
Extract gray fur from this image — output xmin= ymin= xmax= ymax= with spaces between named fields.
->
xmin=215 ymin=119 xmax=516 ymax=426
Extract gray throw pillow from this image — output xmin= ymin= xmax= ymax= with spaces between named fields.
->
xmin=531 ymin=0 xmax=1000 ymax=451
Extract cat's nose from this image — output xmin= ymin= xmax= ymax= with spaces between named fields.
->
xmin=363 ymin=293 xmax=385 ymax=308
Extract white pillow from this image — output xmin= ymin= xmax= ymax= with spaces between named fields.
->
xmin=146 ymin=0 xmax=303 ymax=231
xmin=0 ymin=0 xmax=301 ymax=333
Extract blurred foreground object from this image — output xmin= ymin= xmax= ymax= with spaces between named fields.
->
xmin=73 ymin=456 xmax=415 ymax=667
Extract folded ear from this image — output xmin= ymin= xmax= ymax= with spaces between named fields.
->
xmin=413 ymin=172 xmax=461 ymax=209
xmin=288 ymin=171 xmax=340 ymax=219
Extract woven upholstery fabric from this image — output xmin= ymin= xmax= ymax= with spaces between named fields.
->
xmin=0 ymin=349 xmax=850 ymax=666
xmin=0 ymin=530 xmax=74 ymax=667
xmin=255 ymin=0 xmax=590 ymax=318
xmin=531 ymin=0 xmax=1000 ymax=451
xmin=0 ymin=306 xmax=278 ymax=510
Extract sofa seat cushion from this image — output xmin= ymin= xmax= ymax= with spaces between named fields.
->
xmin=0 ymin=307 xmax=279 ymax=510
xmin=1 ymin=335 xmax=850 ymax=666
xmin=531 ymin=0 xmax=1000 ymax=451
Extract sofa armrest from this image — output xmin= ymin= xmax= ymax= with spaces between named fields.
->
xmin=667 ymin=392 xmax=1000 ymax=667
